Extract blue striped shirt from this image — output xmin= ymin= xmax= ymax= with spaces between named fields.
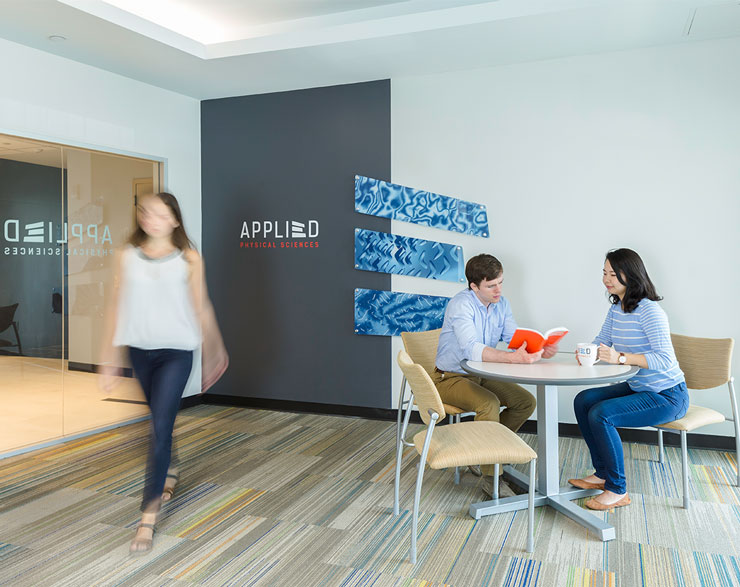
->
xmin=592 ymin=299 xmax=684 ymax=393
xmin=435 ymin=289 xmax=518 ymax=374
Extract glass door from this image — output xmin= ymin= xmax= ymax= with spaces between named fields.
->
xmin=0 ymin=135 xmax=64 ymax=452
xmin=62 ymin=148 xmax=160 ymax=436
xmin=0 ymin=132 xmax=162 ymax=454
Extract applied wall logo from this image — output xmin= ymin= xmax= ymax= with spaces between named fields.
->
xmin=352 ymin=175 xmax=490 ymax=336
xmin=239 ymin=219 xmax=320 ymax=250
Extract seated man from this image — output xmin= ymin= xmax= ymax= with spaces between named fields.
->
xmin=433 ymin=254 xmax=558 ymax=493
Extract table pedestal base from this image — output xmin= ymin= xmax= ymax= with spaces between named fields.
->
xmin=468 ymin=466 xmax=616 ymax=542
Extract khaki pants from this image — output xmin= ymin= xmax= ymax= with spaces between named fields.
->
xmin=431 ymin=369 xmax=536 ymax=476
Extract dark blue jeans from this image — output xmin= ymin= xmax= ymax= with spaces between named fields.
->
xmin=129 ymin=347 xmax=193 ymax=512
xmin=574 ymin=381 xmax=688 ymax=494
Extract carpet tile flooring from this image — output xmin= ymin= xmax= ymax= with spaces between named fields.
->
xmin=0 ymin=404 xmax=738 ymax=586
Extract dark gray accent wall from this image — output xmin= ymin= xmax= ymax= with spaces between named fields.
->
xmin=201 ymin=80 xmax=391 ymax=408
xmin=0 ymin=159 xmax=63 ymax=357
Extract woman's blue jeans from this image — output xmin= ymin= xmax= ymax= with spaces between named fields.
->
xmin=574 ymin=381 xmax=688 ymax=494
xmin=129 ymin=347 xmax=193 ymax=512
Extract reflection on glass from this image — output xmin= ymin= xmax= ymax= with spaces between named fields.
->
xmin=0 ymin=136 xmax=64 ymax=452
xmin=0 ymin=133 xmax=161 ymax=454
xmin=63 ymin=148 xmax=159 ymax=436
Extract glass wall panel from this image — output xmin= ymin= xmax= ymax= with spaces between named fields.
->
xmin=0 ymin=135 xmax=64 ymax=452
xmin=62 ymin=148 xmax=159 ymax=436
xmin=0 ymin=133 xmax=162 ymax=454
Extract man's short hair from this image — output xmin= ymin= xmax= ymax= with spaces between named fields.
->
xmin=465 ymin=254 xmax=503 ymax=288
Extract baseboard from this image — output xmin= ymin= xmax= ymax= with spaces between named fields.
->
xmin=203 ymin=394 xmax=402 ymax=422
xmin=201 ymin=395 xmax=736 ymax=451
xmin=181 ymin=395 xmax=203 ymax=409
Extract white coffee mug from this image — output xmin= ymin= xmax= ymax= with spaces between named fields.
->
xmin=576 ymin=343 xmax=600 ymax=366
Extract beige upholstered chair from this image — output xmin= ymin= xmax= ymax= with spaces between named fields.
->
xmin=654 ymin=334 xmax=738 ymax=509
xmin=396 ymin=330 xmax=476 ymax=489
xmin=394 ymin=350 xmax=537 ymax=563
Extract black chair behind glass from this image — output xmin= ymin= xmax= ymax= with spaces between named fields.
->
xmin=0 ymin=303 xmax=23 ymax=355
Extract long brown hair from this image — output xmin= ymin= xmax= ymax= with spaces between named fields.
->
xmin=129 ymin=192 xmax=194 ymax=251
xmin=605 ymin=248 xmax=662 ymax=313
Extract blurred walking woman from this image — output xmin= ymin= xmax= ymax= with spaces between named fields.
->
xmin=568 ymin=248 xmax=687 ymax=510
xmin=101 ymin=192 xmax=228 ymax=554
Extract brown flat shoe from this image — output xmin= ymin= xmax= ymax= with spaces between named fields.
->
xmin=568 ymin=478 xmax=606 ymax=490
xmin=585 ymin=494 xmax=631 ymax=511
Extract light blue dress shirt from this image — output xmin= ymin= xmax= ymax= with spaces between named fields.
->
xmin=435 ymin=289 xmax=518 ymax=374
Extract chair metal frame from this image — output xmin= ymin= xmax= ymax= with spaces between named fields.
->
xmin=396 ymin=329 xmax=475 ymax=491
xmin=398 ymin=406 xmax=536 ymax=564
xmin=394 ymin=350 xmax=536 ymax=564
xmin=654 ymin=334 xmax=738 ymax=509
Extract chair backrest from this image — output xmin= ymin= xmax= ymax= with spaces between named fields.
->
xmin=671 ymin=333 xmax=734 ymax=390
xmin=0 ymin=304 xmax=19 ymax=332
xmin=397 ymin=350 xmax=446 ymax=425
xmin=400 ymin=329 xmax=442 ymax=374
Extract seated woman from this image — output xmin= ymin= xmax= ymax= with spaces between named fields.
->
xmin=569 ymin=248 xmax=688 ymax=510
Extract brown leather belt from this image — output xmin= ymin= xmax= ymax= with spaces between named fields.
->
xmin=434 ymin=367 xmax=445 ymax=374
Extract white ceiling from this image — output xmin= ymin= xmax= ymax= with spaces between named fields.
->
xmin=0 ymin=0 xmax=739 ymax=100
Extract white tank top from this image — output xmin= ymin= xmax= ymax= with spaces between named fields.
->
xmin=113 ymin=246 xmax=200 ymax=350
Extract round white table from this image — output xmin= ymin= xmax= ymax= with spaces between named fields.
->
xmin=461 ymin=354 xmax=638 ymax=541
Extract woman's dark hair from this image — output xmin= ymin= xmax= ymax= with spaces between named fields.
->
xmin=465 ymin=254 xmax=503 ymax=288
xmin=605 ymin=248 xmax=662 ymax=313
xmin=129 ymin=192 xmax=194 ymax=251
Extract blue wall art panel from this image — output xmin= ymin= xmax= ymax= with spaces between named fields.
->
xmin=354 ymin=288 xmax=450 ymax=336
xmin=354 ymin=229 xmax=465 ymax=283
xmin=354 ymin=175 xmax=489 ymax=238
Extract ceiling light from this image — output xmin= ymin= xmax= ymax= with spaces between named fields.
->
xmin=48 ymin=35 xmax=67 ymax=42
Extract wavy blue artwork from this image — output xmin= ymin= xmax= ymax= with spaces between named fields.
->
xmin=354 ymin=229 xmax=465 ymax=283
xmin=354 ymin=175 xmax=489 ymax=238
xmin=354 ymin=288 xmax=450 ymax=336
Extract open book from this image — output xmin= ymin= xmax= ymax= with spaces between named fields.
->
xmin=508 ymin=327 xmax=568 ymax=354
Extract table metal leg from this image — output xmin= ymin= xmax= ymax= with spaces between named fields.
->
xmin=470 ymin=488 xmax=614 ymax=541
xmin=547 ymin=495 xmax=617 ymax=541
xmin=537 ymin=384 xmax=560 ymax=496
xmin=469 ymin=384 xmax=616 ymax=542
xmin=469 ymin=493 xmax=549 ymax=519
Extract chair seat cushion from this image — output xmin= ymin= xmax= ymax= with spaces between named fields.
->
xmin=656 ymin=404 xmax=725 ymax=431
xmin=413 ymin=421 xmax=536 ymax=469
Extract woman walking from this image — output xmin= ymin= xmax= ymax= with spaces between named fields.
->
xmin=101 ymin=192 xmax=228 ymax=553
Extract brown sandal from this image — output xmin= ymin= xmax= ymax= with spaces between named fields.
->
xmin=129 ymin=522 xmax=155 ymax=554
xmin=162 ymin=473 xmax=179 ymax=502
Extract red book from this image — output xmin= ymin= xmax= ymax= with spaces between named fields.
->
xmin=508 ymin=327 xmax=569 ymax=354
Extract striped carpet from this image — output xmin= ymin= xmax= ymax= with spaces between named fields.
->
xmin=0 ymin=405 xmax=738 ymax=586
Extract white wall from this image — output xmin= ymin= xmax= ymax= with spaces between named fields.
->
xmin=0 ymin=37 xmax=203 ymax=396
xmin=391 ymin=37 xmax=740 ymax=437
